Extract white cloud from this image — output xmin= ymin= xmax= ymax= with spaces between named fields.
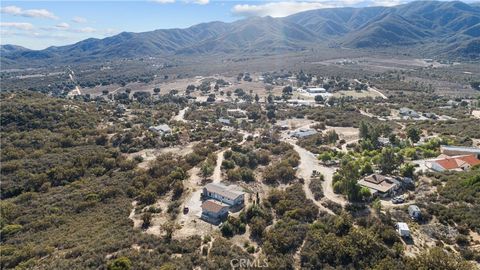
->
xmin=192 ymin=0 xmax=209 ymax=4
xmin=232 ymin=1 xmax=332 ymax=18
xmin=152 ymin=0 xmax=176 ymax=3
xmin=231 ymin=0 xmax=407 ymax=18
xmin=0 ymin=22 xmax=34 ymax=31
xmin=73 ymin=27 xmax=97 ymax=33
xmin=72 ymin=16 xmax=87 ymax=23
xmin=55 ymin=22 xmax=70 ymax=29
xmin=103 ymin=28 xmax=119 ymax=36
xmin=370 ymin=0 xmax=403 ymax=6
xmin=0 ymin=5 xmax=57 ymax=19
xmin=153 ymin=0 xmax=209 ymax=5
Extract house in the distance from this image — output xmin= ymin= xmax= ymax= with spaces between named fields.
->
xmin=399 ymin=107 xmax=420 ymax=119
xmin=201 ymin=200 xmax=229 ymax=224
xmin=306 ymin=87 xmax=326 ymax=94
xmin=440 ymin=145 xmax=480 ymax=159
xmin=149 ymin=124 xmax=172 ymax=135
xmin=218 ymin=117 xmax=231 ymax=126
xmin=428 ymin=154 xmax=480 ymax=172
xmin=290 ymin=128 xmax=317 ymax=138
xmin=358 ymin=174 xmax=400 ymax=198
xmin=203 ymin=183 xmax=245 ymax=208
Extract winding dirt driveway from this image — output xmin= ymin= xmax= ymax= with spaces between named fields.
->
xmin=283 ymin=137 xmax=347 ymax=216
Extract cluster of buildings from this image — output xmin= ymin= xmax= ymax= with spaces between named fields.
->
xmin=368 ymin=145 xmax=480 ymax=239
xmin=398 ymin=107 xmax=455 ymax=121
xmin=201 ymin=183 xmax=245 ymax=224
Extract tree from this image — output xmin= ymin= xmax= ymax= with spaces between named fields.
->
xmin=200 ymin=162 xmax=214 ymax=179
xmin=267 ymin=94 xmax=274 ymax=104
xmin=153 ymin=87 xmax=160 ymax=94
xmin=470 ymin=81 xmax=480 ymax=91
xmin=379 ymin=147 xmax=400 ymax=174
xmin=107 ymin=257 xmax=132 ymax=270
xmin=359 ymin=121 xmax=369 ymax=140
xmin=254 ymin=94 xmax=259 ymax=103
xmin=282 ymin=86 xmax=293 ymax=95
xmin=407 ymin=126 xmax=421 ymax=143
xmin=400 ymin=163 xmax=415 ymax=178
xmin=142 ymin=212 xmax=152 ymax=229
xmin=163 ymin=221 xmax=176 ymax=242
xmin=207 ymin=94 xmax=215 ymax=103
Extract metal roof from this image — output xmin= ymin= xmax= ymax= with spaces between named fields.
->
xmin=441 ymin=145 xmax=480 ymax=153
xmin=204 ymin=183 xmax=244 ymax=200
xmin=397 ymin=222 xmax=409 ymax=231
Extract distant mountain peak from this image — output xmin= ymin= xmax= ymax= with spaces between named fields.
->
xmin=2 ymin=1 xmax=479 ymax=67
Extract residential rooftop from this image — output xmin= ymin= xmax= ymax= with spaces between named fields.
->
xmin=204 ymin=183 xmax=244 ymax=200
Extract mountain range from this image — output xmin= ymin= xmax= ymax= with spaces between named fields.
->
xmin=2 ymin=1 xmax=479 ymax=67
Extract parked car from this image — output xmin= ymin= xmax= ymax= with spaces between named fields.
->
xmin=392 ymin=196 xmax=405 ymax=204
xmin=183 ymin=207 xmax=189 ymax=214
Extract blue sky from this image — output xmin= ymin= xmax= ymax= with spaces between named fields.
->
xmin=0 ymin=0 xmax=474 ymax=49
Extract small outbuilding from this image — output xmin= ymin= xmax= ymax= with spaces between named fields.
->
xmin=396 ymin=222 xmax=411 ymax=238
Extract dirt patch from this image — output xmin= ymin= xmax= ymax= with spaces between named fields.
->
xmin=127 ymin=142 xmax=197 ymax=169
xmin=472 ymin=110 xmax=480 ymax=119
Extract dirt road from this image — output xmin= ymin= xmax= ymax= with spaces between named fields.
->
xmin=212 ymin=149 xmax=226 ymax=184
xmin=173 ymin=107 xmax=188 ymax=122
xmin=368 ymin=86 xmax=388 ymax=100
xmin=291 ymin=143 xmax=336 ymax=215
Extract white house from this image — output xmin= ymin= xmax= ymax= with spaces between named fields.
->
xmin=306 ymin=87 xmax=326 ymax=94
xmin=429 ymin=154 xmax=480 ymax=172
xmin=203 ymin=183 xmax=245 ymax=207
xmin=149 ymin=124 xmax=172 ymax=135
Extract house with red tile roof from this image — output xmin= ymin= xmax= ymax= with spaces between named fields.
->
xmin=429 ymin=154 xmax=480 ymax=172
